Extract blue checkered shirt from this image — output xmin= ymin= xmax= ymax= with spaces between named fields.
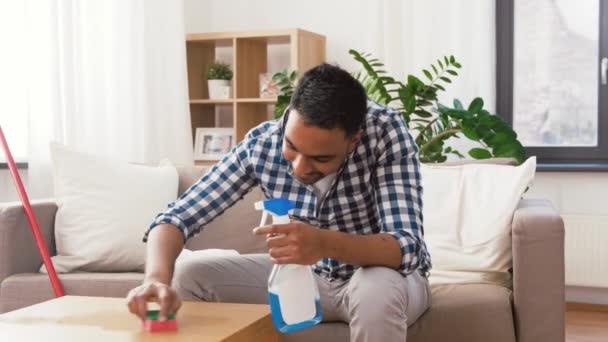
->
xmin=145 ymin=100 xmax=432 ymax=280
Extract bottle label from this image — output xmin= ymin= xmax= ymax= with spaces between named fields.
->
xmin=270 ymin=266 xmax=317 ymax=324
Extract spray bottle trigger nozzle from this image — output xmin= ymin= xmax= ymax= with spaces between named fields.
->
xmin=254 ymin=201 xmax=264 ymax=211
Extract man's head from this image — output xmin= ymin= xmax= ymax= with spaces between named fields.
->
xmin=282 ymin=63 xmax=367 ymax=184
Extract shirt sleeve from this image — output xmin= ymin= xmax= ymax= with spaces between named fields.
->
xmin=143 ymin=138 xmax=257 ymax=243
xmin=373 ymin=113 xmax=430 ymax=276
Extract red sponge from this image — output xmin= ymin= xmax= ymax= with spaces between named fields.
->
xmin=142 ymin=310 xmax=178 ymax=332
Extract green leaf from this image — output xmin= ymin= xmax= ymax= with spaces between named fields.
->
xmin=451 ymin=150 xmax=465 ymax=158
xmin=423 ymin=69 xmax=433 ymax=81
xmin=475 ymin=124 xmax=492 ymax=140
xmin=446 ymin=69 xmax=458 ymax=76
xmin=450 ymin=55 xmax=456 ymax=64
xmin=469 ymin=148 xmax=492 ymax=159
xmin=417 ymin=100 xmax=433 ymax=107
xmin=468 ymin=98 xmax=484 ymax=114
xmin=488 ymin=132 xmax=512 ymax=145
xmin=437 ymin=59 xmax=444 ymax=69
xmin=400 ymin=89 xmax=417 ymax=112
xmin=431 ymin=64 xmax=438 ymax=75
xmin=453 ymin=62 xmax=462 ymax=68
xmin=434 ymin=84 xmax=446 ymax=91
xmin=407 ymin=75 xmax=425 ymax=90
xmin=420 ymin=90 xmax=438 ymax=101
xmin=453 ymin=99 xmax=464 ymax=109
xmin=444 ymin=56 xmax=449 ymax=66
xmin=462 ymin=125 xmax=480 ymax=141
xmin=479 ymin=114 xmax=494 ymax=126
xmin=414 ymin=110 xmax=433 ymax=118
xmin=493 ymin=142 xmax=523 ymax=157
xmin=440 ymin=76 xmax=452 ymax=83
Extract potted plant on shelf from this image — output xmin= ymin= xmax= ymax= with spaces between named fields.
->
xmin=207 ymin=61 xmax=233 ymax=100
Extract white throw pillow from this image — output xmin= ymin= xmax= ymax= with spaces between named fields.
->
xmin=422 ymin=157 xmax=536 ymax=287
xmin=40 ymin=143 xmax=178 ymax=273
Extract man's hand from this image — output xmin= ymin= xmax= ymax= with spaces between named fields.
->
xmin=253 ymin=221 xmax=325 ymax=265
xmin=126 ymin=281 xmax=181 ymax=321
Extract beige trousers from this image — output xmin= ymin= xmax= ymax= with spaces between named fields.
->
xmin=173 ymin=253 xmax=431 ymax=342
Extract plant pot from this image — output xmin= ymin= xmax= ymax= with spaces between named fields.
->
xmin=208 ymin=80 xmax=232 ymax=100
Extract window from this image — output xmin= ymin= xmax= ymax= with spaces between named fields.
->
xmin=496 ymin=0 xmax=608 ymax=170
xmin=0 ymin=1 xmax=28 ymax=167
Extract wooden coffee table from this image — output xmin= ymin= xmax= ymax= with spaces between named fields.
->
xmin=0 ymin=296 xmax=280 ymax=341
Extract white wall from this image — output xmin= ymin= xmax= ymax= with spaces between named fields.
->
xmin=0 ymin=170 xmax=25 ymax=202
xmin=184 ymin=0 xmax=608 ymax=304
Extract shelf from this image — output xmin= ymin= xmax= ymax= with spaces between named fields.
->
xmin=186 ymin=28 xmax=322 ymax=42
xmin=195 ymin=160 xmax=219 ymax=167
xmin=185 ymin=28 xmax=325 ymax=157
xmin=236 ymin=98 xmax=277 ymax=103
xmin=190 ymin=99 xmax=234 ymax=104
xmin=189 ymin=98 xmax=277 ymax=104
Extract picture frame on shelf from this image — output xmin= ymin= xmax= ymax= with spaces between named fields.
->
xmin=259 ymin=73 xmax=279 ymax=98
xmin=194 ymin=127 xmax=234 ymax=161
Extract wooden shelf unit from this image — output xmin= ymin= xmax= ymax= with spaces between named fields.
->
xmin=186 ymin=29 xmax=326 ymax=165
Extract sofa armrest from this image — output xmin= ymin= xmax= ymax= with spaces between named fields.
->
xmin=0 ymin=200 xmax=58 ymax=285
xmin=512 ymin=199 xmax=565 ymax=342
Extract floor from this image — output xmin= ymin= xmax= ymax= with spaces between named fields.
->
xmin=566 ymin=305 xmax=608 ymax=342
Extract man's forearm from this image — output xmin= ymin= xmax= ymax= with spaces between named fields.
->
xmin=144 ymin=224 xmax=185 ymax=285
xmin=319 ymin=230 xmax=402 ymax=269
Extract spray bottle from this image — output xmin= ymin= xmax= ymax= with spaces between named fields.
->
xmin=255 ymin=198 xmax=323 ymax=333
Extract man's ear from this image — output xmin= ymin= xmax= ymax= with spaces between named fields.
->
xmin=348 ymin=129 xmax=363 ymax=152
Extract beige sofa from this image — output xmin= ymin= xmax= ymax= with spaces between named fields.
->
xmin=0 ymin=166 xmax=565 ymax=342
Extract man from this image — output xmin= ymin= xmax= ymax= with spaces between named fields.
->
xmin=127 ymin=63 xmax=432 ymax=341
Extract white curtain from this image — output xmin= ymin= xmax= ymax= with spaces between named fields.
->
xmin=366 ymin=0 xmax=496 ymax=111
xmin=1 ymin=0 xmax=192 ymax=200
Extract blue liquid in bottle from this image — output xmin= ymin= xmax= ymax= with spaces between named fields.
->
xmin=269 ymin=290 xmax=323 ymax=333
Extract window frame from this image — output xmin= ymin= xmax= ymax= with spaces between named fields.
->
xmin=496 ymin=0 xmax=608 ymax=171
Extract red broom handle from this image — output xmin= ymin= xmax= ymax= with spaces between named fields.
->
xmin=0 ymin=126 xmax=64 ymax=297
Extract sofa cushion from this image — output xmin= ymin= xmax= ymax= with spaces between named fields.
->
xmin=0 ymin=273 xmax=143 ymax=313
xmin=47 ymin=143 xmax=179 ymax=273
xmin=408 ymin=283 xmax=516 ymax=342
xmin=421 ymin=157 xmax=536 ymax=287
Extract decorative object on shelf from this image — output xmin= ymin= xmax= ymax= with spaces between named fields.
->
xmin=259 ymin=73 xmax=279 ymax=99
xmin=207 ymin=61 xmax=233 ymax=100
xmin=194 ymin=127 xmax=234 ymax=160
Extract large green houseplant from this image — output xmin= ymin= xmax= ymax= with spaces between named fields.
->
xmin=273 ymin=51 xmax=525 ymax=164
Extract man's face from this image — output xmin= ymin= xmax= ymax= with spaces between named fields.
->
xmin=282 ymin=110 xmax=361 ymax=185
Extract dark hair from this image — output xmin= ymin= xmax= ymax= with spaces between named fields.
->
xmin=289 ymin=63 xmax=367 ymax=137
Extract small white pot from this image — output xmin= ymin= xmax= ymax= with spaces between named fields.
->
xmin=208 ymin=79 xmax=232 ymax=99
